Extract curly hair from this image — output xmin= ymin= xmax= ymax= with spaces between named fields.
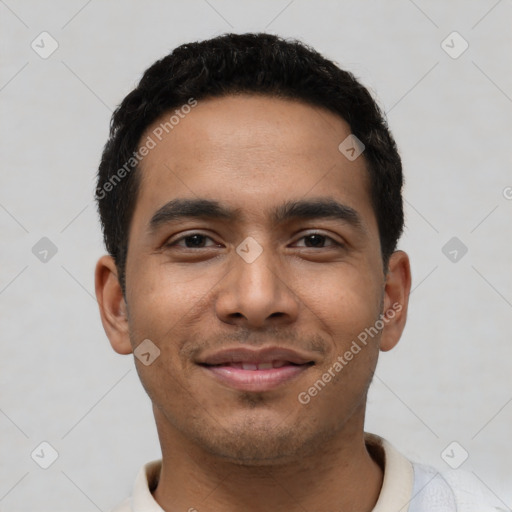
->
xmin=97 ymin=32 xmax=403 ymax=293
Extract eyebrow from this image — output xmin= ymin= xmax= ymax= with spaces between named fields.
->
xmin=149 ymin=198 xmax=236 ymax=232
xmin=148 ymin=197 xmax=364 ymax=233
xmin=273 ymin=198 xmax=363 ymax=230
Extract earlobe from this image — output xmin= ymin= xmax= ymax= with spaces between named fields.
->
xmin=379 ymin=250 xmax=411 ymax=352
xmin=94 ymin=255 xmax=133 ymax=355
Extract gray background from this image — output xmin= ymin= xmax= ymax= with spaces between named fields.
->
xmin=1 ymin=0 xmax=511 ymax=510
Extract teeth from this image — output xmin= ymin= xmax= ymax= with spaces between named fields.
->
xmin=236 ymin=361 xmax=289 ymax=370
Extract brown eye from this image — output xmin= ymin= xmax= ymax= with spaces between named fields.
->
xmin=304 ymin=234 xmax=327 ymax=247
xmin=294 ymin=233 xmax=341 ymax=248
xmin=167 ymin=233 xmax=219 ymax=248
xmin=182 ymin=234 xmax=208 ymax=248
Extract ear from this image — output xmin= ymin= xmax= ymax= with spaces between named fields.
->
xmin=379 ymin=250 xmax=411 ymax=352
xmin=94 ymin=255 xmax=133 ymax=355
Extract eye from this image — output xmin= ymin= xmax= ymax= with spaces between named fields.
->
xmin=167 ymin=233 xmax=219 ymax=249
xmin=293 ymin=233 xmax=342 ymax=248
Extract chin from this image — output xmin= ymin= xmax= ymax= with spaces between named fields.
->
xmin=189 ymin=413 xmax=327 ymax=466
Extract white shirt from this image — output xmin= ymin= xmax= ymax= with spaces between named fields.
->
xmin=111 ymin=433 xmax=507 ymax=512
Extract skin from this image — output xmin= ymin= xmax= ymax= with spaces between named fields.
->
xmin=95 ymin=94 xmax=411 ymax=512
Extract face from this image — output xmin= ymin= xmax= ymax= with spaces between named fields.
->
xmin=96 ymin=94 xmax=410 ymax=465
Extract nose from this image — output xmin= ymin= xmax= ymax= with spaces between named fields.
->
xmin=215 ymin=243 xmax=300 ymax=329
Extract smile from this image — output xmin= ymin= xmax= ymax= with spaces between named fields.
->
xmin=198 ymin=347 xmax=315 ymax=392
xmin=211 ymin=360 xmax=295 ymax=370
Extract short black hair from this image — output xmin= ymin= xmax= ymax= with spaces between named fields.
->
xmin=97 ymin=32 xmax=404 ymax=293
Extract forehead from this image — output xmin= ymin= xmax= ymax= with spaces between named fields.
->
xmin=131 ymin=94 xmax=376 ymax=231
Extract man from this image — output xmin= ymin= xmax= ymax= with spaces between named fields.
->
xmin=95 ymin=33 xmax=503 ymax=511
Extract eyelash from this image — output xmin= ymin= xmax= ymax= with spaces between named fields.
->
xmin=166 ymin=231 xmax=343 ymax=249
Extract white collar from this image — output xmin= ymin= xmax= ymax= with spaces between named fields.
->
xmin=366 ymin=433 xmax=415 ymax=511
xmin=120 ymin=433 xmax=414 ymax=512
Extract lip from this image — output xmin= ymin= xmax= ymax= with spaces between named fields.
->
xmin=198 ymin=346 xmax=315 ymax=392
xmin=199 ymin=346 xmax=315 ymax=366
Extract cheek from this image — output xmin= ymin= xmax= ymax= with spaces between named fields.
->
xmin=124 ymin=261 xmax=222 ymax=404
xmin=124 ymin=264 xmax=203 ymax=409
xmin=126 ymin=259 xmax=216 ymax=336
xmin=292 ymin=261 xmax=383 ymax=339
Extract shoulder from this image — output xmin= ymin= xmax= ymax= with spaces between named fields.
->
xmin=410 ymin=463 xmax=510 ymax=512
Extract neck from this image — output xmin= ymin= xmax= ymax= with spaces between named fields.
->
xmin=152 ymin=410 xmax=383 ymax=512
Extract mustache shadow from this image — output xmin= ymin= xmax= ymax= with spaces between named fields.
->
xmin=181 ymin=328 xmax=330 ymax=360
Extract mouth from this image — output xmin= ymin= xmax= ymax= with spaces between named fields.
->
xmin=198 ymin=347 xmax=315 ymax=392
